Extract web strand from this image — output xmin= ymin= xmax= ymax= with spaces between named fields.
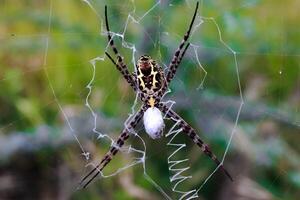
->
xmin=81 ymin=0 xmax=243 ymax=198
xmin=42 ymin=0 xmax=89 ymax=159
xmin=1 ymin=1 xmax=300 ymax=199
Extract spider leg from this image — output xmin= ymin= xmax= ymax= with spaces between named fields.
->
xmin=105 ymin=52 xmax=117 ymax=66
xmin=105 ymin=6 xmax=136 ymax=90
xmin=163 ymin=1 xmax=199 ymax=90
xmin=103 ymin=55 xmax=145 ymax=101
xmin=157 ymin=43 xmax=190 ymax=98
xmin=158 ymin=103 xmax=233 ymax=181
xmin=78 ymin=106 xmax=146 ymax=189
xmin=175 ymin=42 xmax=190 ymax=70
xmin=104 ymin=56 xmax=146 ymax=102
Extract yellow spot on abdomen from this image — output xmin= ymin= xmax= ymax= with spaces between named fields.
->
xmin=149 ymin=97 xmax=155 ymax=108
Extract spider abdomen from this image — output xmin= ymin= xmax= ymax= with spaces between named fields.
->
xmin=143 ymin=107 xmax=165 ymax=139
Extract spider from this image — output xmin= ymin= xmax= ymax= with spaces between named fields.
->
xmin=79 ymin=2 xmax=233 ymax=189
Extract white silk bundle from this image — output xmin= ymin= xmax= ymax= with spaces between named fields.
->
xmin=143 ymin=107 xmax=165 ymax=139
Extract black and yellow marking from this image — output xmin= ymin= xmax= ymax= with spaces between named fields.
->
xmin=136 ymin=55 xmax=164 ymax=107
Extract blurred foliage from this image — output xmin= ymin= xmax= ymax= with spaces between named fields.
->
xmin=0 ymin=0 xmax=300 ymax=199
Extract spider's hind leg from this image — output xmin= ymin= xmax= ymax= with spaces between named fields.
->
xmin=159 ymin=103 xmax=233 ymax=181
xmin=78 ymin=106 xmax=145 ymax=189
xmin=78 ymin=130 xmax=129 ymax=189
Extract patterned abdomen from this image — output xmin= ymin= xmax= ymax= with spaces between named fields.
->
xmin=136 ymin=57 xmax=164 ymax=94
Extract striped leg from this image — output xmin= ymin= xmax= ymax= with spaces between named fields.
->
xmin=105 ymin=5 xmax=136 ymax=89
xmin=158 ymin=103 xmax=233 ymax=181
xmin=161 ymin=2 xmax=199 ymax=96
xmin=158 ymin=43 xmax=190 ymax=98
xmin=105 ymin=52 xmax=137 ymax=91
xmin=78 ymin=106 xmax=146 ymax=189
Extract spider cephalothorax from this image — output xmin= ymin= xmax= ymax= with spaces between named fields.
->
xmin=79 ymin=2 xmax=233 ymax=189
xmin=136 ymin=55 xmax=165 ymax=138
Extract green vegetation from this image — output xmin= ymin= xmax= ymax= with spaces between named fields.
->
xmin=0 ymin=0 xmax=299 ymax=199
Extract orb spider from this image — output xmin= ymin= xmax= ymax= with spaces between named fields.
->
xmin=79 ymin=2 xmax=232 ymax=189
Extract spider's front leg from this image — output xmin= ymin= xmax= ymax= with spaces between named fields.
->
xmin=160 ymin=2 xmax=199 ymax=95
xmin=78 ymin=106 xmax=146 ymax=189
xmin=158 ymin=103 xmax=233 ymax=181
xmin=104 ymin=6 xmax=136 ymax=90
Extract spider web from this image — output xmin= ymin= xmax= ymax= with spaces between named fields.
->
xmin=2 ymin=0 xmax=243 ymax=199
xmin=78 ymin=0 xmax=243 ymax=199
xmin=2 ymin=0 xmax=300 ymax=199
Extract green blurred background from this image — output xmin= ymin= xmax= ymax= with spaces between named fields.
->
xmin=0 ymin=0 xmax=299 ymax=199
